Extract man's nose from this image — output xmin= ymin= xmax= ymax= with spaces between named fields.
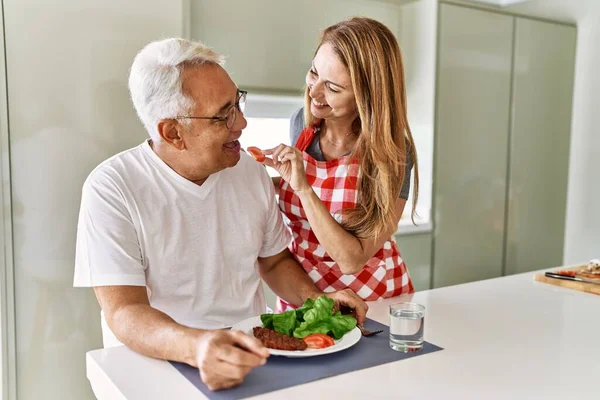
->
xmin=233 ymin=108 xmax=247 ymax=130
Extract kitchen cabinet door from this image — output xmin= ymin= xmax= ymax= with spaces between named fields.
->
xmin=504 ymin=19 xmax=576 ymax=274
xmin=433 ymin=4 xmax=513 ymax=287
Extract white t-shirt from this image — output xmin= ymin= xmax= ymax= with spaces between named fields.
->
xmin=74 ymin=140 xmax=291 ymax=347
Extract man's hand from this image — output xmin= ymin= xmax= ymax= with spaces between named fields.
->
xmin=195 ymin=330 xmax=270 ymax=391
xmin=325 ymin=289 xmax=369 ymax=325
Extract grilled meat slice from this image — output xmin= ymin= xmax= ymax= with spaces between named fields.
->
xmin=253 ymin=327 xmax=307 ymax=351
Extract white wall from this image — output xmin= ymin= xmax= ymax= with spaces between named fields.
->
xmin=502 ymin=0 xmax=600 ymax=263
xmin=2 ymin=1 xmax=184 ymax=398
xmin=395 ymin=0 xmax=437 ymax=290
xmin=562 ymin=10 xmax=600 ymax=263
xmin=398 ymin=0 xmax=438 ymax=223
xmin=190 ymin=0 xmax=404 ymax=92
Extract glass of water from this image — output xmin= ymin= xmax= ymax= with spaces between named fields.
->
xmin=389 ymin=302 xmax=425 ymax=352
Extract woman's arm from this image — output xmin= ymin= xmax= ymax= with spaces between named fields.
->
xmin=296 ymin=190 xmax=406 ymax=274
xmin=262 ymin=144 xmax=406 ymax=275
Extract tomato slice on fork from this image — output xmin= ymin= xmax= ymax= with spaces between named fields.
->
xmin=247 ymin=146 xmax=266 ymax=162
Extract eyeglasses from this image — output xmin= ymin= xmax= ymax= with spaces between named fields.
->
xmin=175 ymin=90 xmax=247 ymax=129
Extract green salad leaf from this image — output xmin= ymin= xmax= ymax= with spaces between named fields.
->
xmin=328 ymin=312 xmax=358 ymax=339
xmin=261 ymin=310 xmax=297 ymax=336
xmin=295 ymin=297 xmax=315 ymax=322
xmin=260 ymin=313 xmax=274 ymax=329
xmin=260 ymin=295 xmax=357 ymax=340
xmin=273 ymin=310 xmax=297 ymax=336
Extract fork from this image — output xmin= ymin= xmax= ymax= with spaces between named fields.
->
xmin=339 ymin=305 xmax=383 ymax=337
xmin=356 ymin=324 xmax=383 ymax=337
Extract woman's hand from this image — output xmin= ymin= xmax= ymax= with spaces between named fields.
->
xmin=262 ymin=144 xmax=311 ymax=194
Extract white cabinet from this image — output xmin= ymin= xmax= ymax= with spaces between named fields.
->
xmin=433 ymin=4 xmax=513 ymax=287
xmin=396 ymin=233 xmax=433 ymax=291
xmin=433 ymin=3 xmax=576 ymax=287
xmin=505 ymin=18 xmax=576 ymax=275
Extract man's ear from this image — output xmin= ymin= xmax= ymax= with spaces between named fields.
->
xmin=157 ymin=119 xmax=186 ymax=150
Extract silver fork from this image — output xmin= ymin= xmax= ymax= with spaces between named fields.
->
xmin=340 ymin=306 xmax=383 ymax=337
xmin=357 ymin=324 xmax=383 ymax=337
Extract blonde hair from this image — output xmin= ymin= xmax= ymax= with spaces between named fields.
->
xmin=304 ymin=17 xmax=419 ymax=239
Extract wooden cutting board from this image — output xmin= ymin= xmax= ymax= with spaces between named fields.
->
xmin=534 ymin=264 xmax=600 ymax=295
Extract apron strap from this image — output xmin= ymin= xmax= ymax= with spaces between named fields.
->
xmin=295 ymin=121 xmax=321 ymax=152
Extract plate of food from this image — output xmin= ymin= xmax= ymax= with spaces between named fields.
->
xmin=231 ymin=295 xmax=361 ymax=358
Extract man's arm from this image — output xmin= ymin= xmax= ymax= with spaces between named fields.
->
xmin=258 ymin=249 xmax=369 ymax=323
xmin=258 ymin=249 xmax=321 ymax=307
xmin=94 ymin=286 xmax=269 ymax=391
xmin=94 ymin=286 xmax=200 ymax=364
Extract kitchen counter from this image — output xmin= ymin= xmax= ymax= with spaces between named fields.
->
xmin=87 ymin=268 xmax=599 ymax=399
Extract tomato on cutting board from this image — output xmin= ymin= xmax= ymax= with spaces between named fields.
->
xmin=555 ymin=270 xmax=576 ymax=277
xmin=302 ymin=333 xmax=335 ymax=349
xmin=247 ymin=146 xmax=266 ymax=162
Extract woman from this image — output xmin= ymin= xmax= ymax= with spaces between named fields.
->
xmin=262 ymin=17 xmax=419 ymax=312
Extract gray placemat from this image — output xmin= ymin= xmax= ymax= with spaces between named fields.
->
xmin=170 ymin=318 xmax=443 ymax=399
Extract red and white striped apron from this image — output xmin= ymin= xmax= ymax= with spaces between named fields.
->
xmin=276 ymin=122 xmax=414 ymax=312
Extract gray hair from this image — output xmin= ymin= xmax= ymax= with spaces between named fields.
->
xmin=128 ymin=38 xmax=225 ymax=139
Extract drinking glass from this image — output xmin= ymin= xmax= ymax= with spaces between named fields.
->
xmin=389 ymin=302 xmax=425 ymax=352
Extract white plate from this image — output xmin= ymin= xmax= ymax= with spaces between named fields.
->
xmin=231 ymin=316 xmax=361 ymax=358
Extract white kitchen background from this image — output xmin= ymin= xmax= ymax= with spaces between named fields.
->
xmin=0 ymin=0 xmax=598 ymax=399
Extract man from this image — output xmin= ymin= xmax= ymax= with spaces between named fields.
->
xmin=73 ymin=38 xmax=367 ymax=391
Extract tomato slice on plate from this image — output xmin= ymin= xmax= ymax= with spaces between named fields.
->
xmin=302 ymin=333 xmax=335 ymax=349
xmin=247 ymin=146 xmax=266 ymax=162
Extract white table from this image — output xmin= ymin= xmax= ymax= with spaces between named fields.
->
xmin=87 ymin=270 xmax=600 ymax=399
